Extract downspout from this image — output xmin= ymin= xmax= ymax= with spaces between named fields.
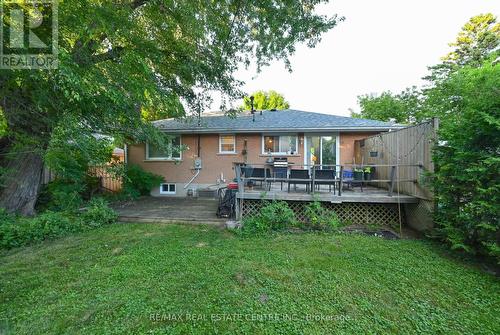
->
xmin=197 ymin=134 xmax=201 ymax=157
xmin=184 ymin=169 xmax=200 ymax=189
xmin=184 ymin=134 xmax=202 ymax=189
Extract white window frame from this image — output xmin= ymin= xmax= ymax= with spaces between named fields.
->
xmin=261 ymin=134 xmax=299 ymax=155
xmin=303 ymin=133 xmax=340 ymax=169
xmin=219 ymin=134 xmax=236 ymax=154
xmin=146 ymin=135 xmax=182 ymax=160
xmin=159 ymin=183 xmax=176 ymax=195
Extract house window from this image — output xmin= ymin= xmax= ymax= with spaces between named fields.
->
xmin=146 ymin=136 xmax=181 ymax=160
xmin=263 ymin=135 xmax=297 ymax=155
xmin=219 ymin=135 xmax=236 ymax=153
xmin=160 ymin=183 xmax=176 ymax=194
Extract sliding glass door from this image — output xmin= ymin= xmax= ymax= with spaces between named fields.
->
xmin=321 ymin=136 xmax=336 ymax=167
xmin=305 ymin=135 xmax=337 ymax=168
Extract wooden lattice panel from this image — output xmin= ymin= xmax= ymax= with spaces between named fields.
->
xmin=404 ymin=200 xmax=434 ymax=231
xmin=241 ymin=200 xmax=403 ymax=228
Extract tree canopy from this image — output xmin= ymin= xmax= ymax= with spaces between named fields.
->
xmin=351 ymin=87 xmax=423 ymax=124
xmin=431 ymin=61 xmax=499 ymax=262
xmin=351 ymin=13 xmax=500 ymax=263
xmin=443 ymin=13 xmax=499 ymax=67
xmin=0 ymin=0 xmax=341 ymax=214
xmin=352 ymin=13 xmax=499 ymax=125
xmin=241 ymin=90 xmax=290 ymax=111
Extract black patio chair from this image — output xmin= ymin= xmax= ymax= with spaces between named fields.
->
xmin=313 ymin=169 xmax=336 ymax=192
xmin=288 ymin=169 xmax=311 ymax=193
xmin=244 ymin=167 xmax=270 ymax=188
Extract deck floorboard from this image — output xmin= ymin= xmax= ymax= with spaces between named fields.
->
xmin=237 ymin=184 xmax=418 ymax=203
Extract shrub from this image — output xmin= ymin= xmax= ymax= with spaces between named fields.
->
xmin=37 ymin=175 xmax=102 ymax=212
xmin=0 ymin=209 xmax=18 ymax=248
xmin=430 ymin=63 xmax=499 ymax=263
xmin=0 ymin=199 xmax=117 ymax=249
xmin=303 ymin=201 xmax=341 ymax=231
xmin=46 ymin=180 xmax=85 ymax=211
xmin=0 ymin=211 xmax=82 ymax=249
xmin=81 ymin=197 xmax=117 ymax=227
xmin=27 ymin=211 xmax=83 ymax=240
xmin=241 ymin=201 xmax=297 ymax=235
xmin=122 ymin=164 xmax=164 ymax=198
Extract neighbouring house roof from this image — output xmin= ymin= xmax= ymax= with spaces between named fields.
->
xmin=153 ymin=109 xmax=402 ymax=133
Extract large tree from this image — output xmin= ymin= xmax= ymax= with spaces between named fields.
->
xmin=353 ymin=14 xmax=499 ymax=125
xmin=351 ymin=86 xmax=423 ymax=124
xmin=0 ymin=1 xmax=340 ymax=215
xmin=241 ymin=90 xmax=290 ymax=110
xmin=430 ymin=60 xmax=499 ymax=263
xmin=424 ymin=13 xmax=499 ymax=83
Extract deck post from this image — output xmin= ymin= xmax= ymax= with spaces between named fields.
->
xmin=234 ymin=163 xmax=244 ymax=220
xmin=389 ymin=165 xmax=396 ymax=196
xmin=235 ymin=199 xmax=241 ymax=220
xmin=338 ymin=165 xmax=344 ymax=196
xmin=235 ymin=163 xmax=244 ymax=193
xmin=311 ymin=166 xmax=315 ymax=193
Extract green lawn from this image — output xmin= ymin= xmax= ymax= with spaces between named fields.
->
xmin=0 ymin=224 xmax=498 ymax=334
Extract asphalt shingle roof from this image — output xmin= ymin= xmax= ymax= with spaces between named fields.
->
xmin=153 ymin=109 xmax=400 ymax=133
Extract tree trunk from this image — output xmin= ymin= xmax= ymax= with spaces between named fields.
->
xmin=0 ymin=151 xmax=44 ymax=216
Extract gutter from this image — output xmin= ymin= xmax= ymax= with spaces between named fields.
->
xmin=156 ymin=126 xmax=403 ymax=134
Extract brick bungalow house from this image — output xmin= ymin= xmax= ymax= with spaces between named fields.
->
xmin=126 ymin=109 xmax=400 ymax=196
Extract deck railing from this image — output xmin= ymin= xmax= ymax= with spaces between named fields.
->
xmin=233 ymin=162 xmax=423 ymax=197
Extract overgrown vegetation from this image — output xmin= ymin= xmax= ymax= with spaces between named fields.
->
xmin=35 ymin=131 xmax=116 ymax=212
xmin=240 ymin=201 xmax=298 ymax=235
xmin=431 ymin=62 xmax=499 ymax=263
xmin=0 ymin=198 xmax=116 ymax=249
xmin=303 ymin=201 xmax=342 ymax=231
xmin=351 ymin=13 xmax=500 ymax=264
xmin=122 ymin=164 xmax=164 ymax=199
xmin=241 ymin=200 xmax=343 ymax=235
xmin=1 ymin=223 xmax=499 ymax=334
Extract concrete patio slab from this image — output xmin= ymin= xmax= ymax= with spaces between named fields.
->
xmin=112 ymin=197 xmax=226 ymax=225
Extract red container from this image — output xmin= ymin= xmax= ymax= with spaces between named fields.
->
xmin=227 ymin=182 xmax=239 ymax=190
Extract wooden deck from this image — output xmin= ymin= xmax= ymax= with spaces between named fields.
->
xmin=237 ymin=184 xmax=418 ymax=203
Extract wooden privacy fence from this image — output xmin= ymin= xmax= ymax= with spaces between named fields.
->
xmin=88 ymin=166 xmax=122 ymax=193
xmin=354 ymin=119 xmax=438 ymax=200
xmin=354 ymin=119 xmax=438 ymax=231
xmin=42 ymin=165 xmax=122 ymax=193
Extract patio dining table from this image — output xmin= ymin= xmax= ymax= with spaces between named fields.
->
xmin=263 ymin=162 xmax=295 ymax=190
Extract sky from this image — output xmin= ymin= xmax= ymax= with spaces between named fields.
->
xmin=215 ymin=0 xmax=499 ymax=116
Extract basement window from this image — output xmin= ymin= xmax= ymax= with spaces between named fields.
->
xmin=160 ymin=183 xmax=176 ymax=195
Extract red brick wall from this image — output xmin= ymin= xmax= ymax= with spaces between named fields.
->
xmin=127 ymin=133 xmax=305 ymax=184
xmin=128 ymin=132 xmax=381 ymax=185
